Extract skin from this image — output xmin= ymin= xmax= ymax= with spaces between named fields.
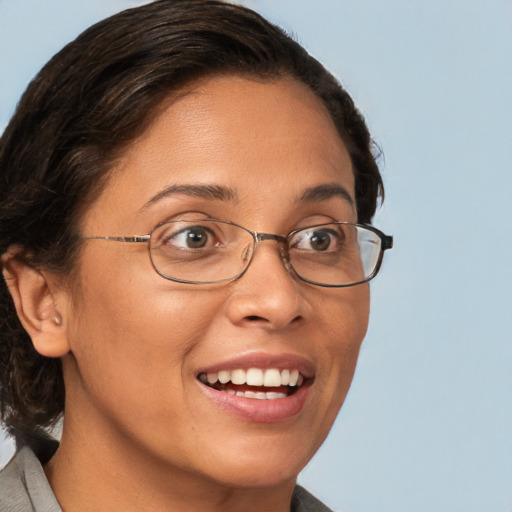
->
xmin=5 ymin=76 xmax=370 ymax=511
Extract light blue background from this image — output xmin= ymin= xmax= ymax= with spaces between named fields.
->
xmin=1 ymin=1 xmax=511 ymax=511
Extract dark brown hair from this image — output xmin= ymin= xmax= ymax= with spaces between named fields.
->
xmin=0 ymin=0 xmax=384 ymax=444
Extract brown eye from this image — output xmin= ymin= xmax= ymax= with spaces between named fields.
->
xmin=164 ymin=225 xmax=217 ymax=250
xmin=292 ymin=227 xmax=340 ymax=252
xmin=183 ymin=227 xmax=209 ymax=248
xmin=309 ymin=231 xmax=332 ymax=251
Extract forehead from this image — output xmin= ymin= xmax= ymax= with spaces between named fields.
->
xmin=84 ymin=75 xmax=355 ymax=232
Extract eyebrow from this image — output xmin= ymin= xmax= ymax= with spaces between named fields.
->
xmin=141 ymin=182 xmax=353 ymax=211
xmin=298 ymin=183 xmax=354 ymax=207
xmin=142 ymin=184 xmax=238 ymax=210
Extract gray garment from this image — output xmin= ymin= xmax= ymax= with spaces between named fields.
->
xmin=291 ymin=486 xmax=333 ymax=512
xmin=0 ymin=445 xmax=332 ymax=512
xmin=0 ymin=446 xmax=61 ymax=512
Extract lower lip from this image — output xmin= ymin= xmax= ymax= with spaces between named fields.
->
xmin=199 ymin=382 xmax=312 ymax=423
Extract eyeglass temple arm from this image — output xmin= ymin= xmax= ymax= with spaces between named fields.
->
xmin=83 ymin=235 xmax=151 ymax=243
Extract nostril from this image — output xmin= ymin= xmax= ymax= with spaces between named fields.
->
xmin=244 ymin=314 xmax=302 ymax=325
xmin=246 ymin=315 xmax=265 ymax=322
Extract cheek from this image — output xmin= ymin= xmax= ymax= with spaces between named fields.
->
xmin=324 ymin=284 xmax=370 ymax=351
xmin=71 ymin=246 xmax=220 ymax=345
xmin=319 ymin=285 xmax=370 ymax=396
xmin=289 ymin=285 xmax=369 ymax=459
xmin=63 ymin=253 xmax=222 ymax=415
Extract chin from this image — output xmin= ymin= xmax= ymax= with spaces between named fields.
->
xmin=195 ymin=435 xmax=316 ymax=490
xmin=208 ymin=462 xmax=301 ymax=490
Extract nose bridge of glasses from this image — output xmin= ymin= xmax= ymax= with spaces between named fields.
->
xmin=255 ymin=232 xmax=287 ymax=245
xmin=253 ymin=232 xmax=290 ymax=265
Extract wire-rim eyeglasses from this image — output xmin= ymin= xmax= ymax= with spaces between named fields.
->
xmin=84 ymin=219 xmax=393 ymax=287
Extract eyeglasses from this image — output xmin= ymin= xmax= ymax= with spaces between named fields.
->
xmin=84 ymin=219 xmax=393 ymax=287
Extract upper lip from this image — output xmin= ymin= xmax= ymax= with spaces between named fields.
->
xmin=196 ymin=352 xmax=315 ymax=380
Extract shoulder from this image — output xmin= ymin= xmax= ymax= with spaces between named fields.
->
xmin=0 ymin=445 xmax=61 ymax=512
xmin=0 ymin=447 xmax=36 ymax=511
xmin=291 ymin=485 xmax=333 ymax=512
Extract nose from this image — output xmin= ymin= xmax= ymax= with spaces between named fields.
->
xmin=225 ymin=238 xmax=312 ymax=331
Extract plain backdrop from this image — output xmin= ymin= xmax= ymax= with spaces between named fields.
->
xmin=1 ymin=1 xmax=511 ymax=511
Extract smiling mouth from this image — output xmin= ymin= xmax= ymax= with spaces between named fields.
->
xmin=198 ymin=368 xmax=306 ymax=399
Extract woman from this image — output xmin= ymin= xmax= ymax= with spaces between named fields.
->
xmin=0 ymin=1 xmax=392 ymax=510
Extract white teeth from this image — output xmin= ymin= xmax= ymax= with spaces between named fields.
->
xmin=246 ymin=368 xmax=263 ymax=386
xmin=218 ymin=370 xmax=230 ymax=384
xmin=230 ymin=390 xmax=288 ymax=400
xmin=199 ymin=368 xmax=305 ymax=388
xmin=263 ymin=368 xmax=281 ymax=387
xmin=266 ymin=392 xmax=287 ymax=399
xmin=231 ymin=369 xmax=246 ymax=385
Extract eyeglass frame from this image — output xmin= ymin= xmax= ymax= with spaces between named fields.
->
xmin=84 ymin=219 xmax=393 ymax=288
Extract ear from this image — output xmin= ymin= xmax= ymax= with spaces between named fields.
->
xmin=1 ymin=248 xmax=71 ymax=358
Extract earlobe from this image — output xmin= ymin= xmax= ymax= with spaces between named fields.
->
xmin=1 ymin=249 xmax=71 ymax=358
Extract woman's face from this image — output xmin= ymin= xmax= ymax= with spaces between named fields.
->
xmin=60 ymin=75 xmax=370 ymax=488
